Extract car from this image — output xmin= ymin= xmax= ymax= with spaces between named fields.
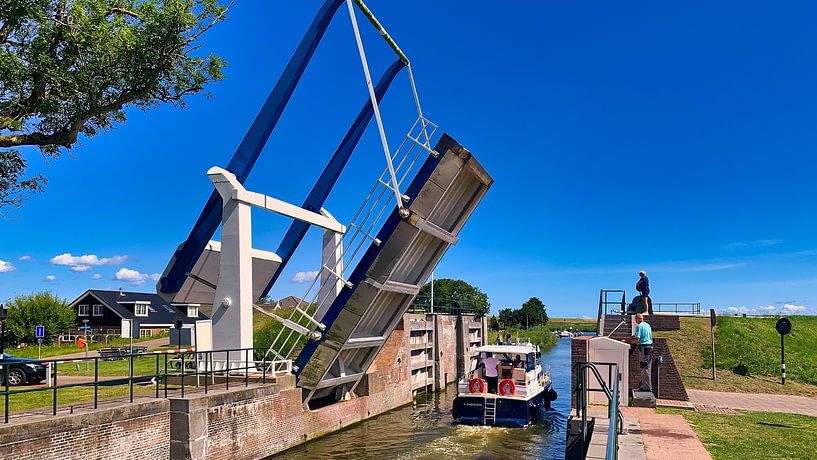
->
xmin=0 ymin=354 xmax=47 ymax=386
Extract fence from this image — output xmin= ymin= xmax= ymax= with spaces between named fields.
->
xmin=0 ymin=347 xmax=291 ymax=423
xmin=652 ymin=302 xmax=701 ymax=315
xmin=574 ymin=361 xmax=623 ymax=459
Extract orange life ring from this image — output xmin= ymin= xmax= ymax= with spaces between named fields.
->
xmin=468 ymin=377 xmax=487 ymax=394
xmin=499 ymin=378 xmax=516 ymax=396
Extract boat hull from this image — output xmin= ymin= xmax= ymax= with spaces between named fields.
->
xmin=452 ymin=387 xmax=550 ymax=428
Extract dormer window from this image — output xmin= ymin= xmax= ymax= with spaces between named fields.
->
xmin=187 ymin=306 xmax=199 ymax=318
xmin=135 ymin=302 xmax=149 ymax=317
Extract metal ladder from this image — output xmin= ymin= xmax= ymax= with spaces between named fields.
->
xmin=484 ymin=397 xmax=496 ymax=425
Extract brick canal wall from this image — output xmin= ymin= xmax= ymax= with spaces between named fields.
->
xmin=0 ymin=399 xmax=170 ymax=460
xmin=0 ymin=312 xmax=483 ymax=460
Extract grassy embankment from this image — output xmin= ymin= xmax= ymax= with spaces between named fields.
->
xmin=488 ymin=326 xmax=558 ymax=350
xmin=657 ymin=316 xmax=817 ymax=395
xmin=546 ymin=317 xmax=597 ymax=332
xmin=660 ymin=408 xmax=817 ymax=460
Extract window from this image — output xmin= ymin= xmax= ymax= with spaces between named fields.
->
xmin=134 ymin=303 xmax=149 ymax=317
xmin=139 ymin=329 xmax=152 ymax=338
xmin=78 ymin=305 xmax=89 ymax=316
xmin=92 ymin=305 xmax=104 ymax=316
xmin=187 ymin=306 xmax=199 ymax=318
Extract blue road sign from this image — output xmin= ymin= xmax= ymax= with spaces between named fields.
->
xmin=35 ymin=325 xmax=45 ymax=338
xmin=79 ymin=325 xmax=92 ymax=330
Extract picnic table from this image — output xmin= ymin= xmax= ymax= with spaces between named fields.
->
xmin=98 ymin=346 xmax=148 ymax=360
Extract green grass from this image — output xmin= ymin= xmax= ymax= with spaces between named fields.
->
xmin=712 ymin=316 xmax=817 ymax=385
xmin=8 ymin=333 xmax=167 ymax=359
xmin=55 ymin=355 xmax=165 ymax=377
xmin=657 ymin=317 xmax=817 ymax=396
xmin=546 ymin=317 xmax=597 ymax=332
xmin=660 ymin=409 xmax=817 ymax=460
xmin=488 ymin=325 xmax=557 ymax=350
xmin=4 ymin=385 xmax=159 ymax=413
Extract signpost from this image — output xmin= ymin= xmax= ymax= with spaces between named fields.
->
xmin=776 ymin=317 xmax=792 ymax=385
xmin=35 ymin=325 xmax=45 ymax=359
xmin=709 ymin=309 xmax=717 ymax=381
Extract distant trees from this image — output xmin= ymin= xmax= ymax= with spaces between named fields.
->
xmin=418 ymin=278 xmax=490 ymax=317
xmin=5 ymin=292 xmax=75 ymax=344
xmin=496 ymin=297 xmax=548 ymax=329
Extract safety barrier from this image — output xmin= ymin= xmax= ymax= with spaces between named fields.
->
xmin=0 ymin=348 xmax=291 ymax=423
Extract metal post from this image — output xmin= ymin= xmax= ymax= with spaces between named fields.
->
xmin=181 ymin=352 xmax=185 ymax=398
xmin=204 ymin=351 xmax=209 ymax=394
xmin=711 ymin=324 xmax=716 ymax=381
xmin=261 ymin=352 xmax=266 ymax=385
xmin=226 ymin=350 xmax=230 ymax=390
xmin=430 ymin=272 xmax=434 ymax=314
xmin=52 ymin=363 xmax=57 ymax=416
xmin=781 ymin=334 xmax=786 ymax=385
xmin=4 ymin=363 xmax=9 ymax=423
xmin=155 ymin=354 xmax=159 ymax=398
xmin=129 ymin=353 xmax=134 ymax=403
xmin=94 ymin=357 xmax=99 ymax=409
xmin=164 ymin=354 xmax=168 ymax=398
xmin=0 ymin=304 xmax=7 ymax=356
xmin=245 ymin=349 xmax=249 ymax=387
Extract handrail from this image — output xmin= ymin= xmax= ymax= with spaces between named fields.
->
xmin=0 ymin=347 xmax=291 ymax=423
xmin=652 ymin=302 xmax=701 ymax=315
xmin=606 ymin=370 xmax=620 ymax=459
xmin=574 ymin=361 xmax=624 ymax=458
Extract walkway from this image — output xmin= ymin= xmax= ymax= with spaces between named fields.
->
xmin=687 ymin=389 xmax=817 ymax=417
xmin=585 ymin=406 xmax=711 ymax=460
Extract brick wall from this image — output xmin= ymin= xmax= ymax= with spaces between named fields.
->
xmin=627 ymin=338 xmax=688 ymax=401
xmin=0 ymin=400 xmax=170 ymax=460
xmin=645 ymin=315 xmax=680 ymax=331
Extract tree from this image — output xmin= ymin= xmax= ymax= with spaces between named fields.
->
xmin=5 ymin=292 xmax=76 ymax=344
xmin=520 ymin=297 xmax=548 ymax=328
xmin=0 ymin=0 xmax=230 ymax=212
xmin=497 ymin=307 xmax=519 ymax=329
xmin=417 ymin=278 xmax=491 ymax=316
xmin=488 ymin=315 xmax=499 ymax=331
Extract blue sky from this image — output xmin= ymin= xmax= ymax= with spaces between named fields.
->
xmin=2 ymin=1 xmax=817 ymax=318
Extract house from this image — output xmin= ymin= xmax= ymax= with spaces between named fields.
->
xmin=276 ymin=296 xmax=304 ymax=309
xmin=68 ymin=289 xmax=208 ymax=338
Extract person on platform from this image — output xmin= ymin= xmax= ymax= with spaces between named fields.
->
xmin=636 ymin=270 xmax=650 ymax=314
xmin=633 ymin=314 xmax=654 ymax=392
xmin=495 ymin=334 xmax=503 ymax=345
xmin=505 ymin=333 xmax=512 ymax=345
xmin=481 ymin=352 xmax=501 ymax=393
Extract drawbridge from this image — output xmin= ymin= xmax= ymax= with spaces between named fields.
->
xmin=156 ymin=0 xmax=493 ymax=406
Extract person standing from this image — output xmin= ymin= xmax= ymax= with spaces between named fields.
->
xmin=633 ymin=314 xmax=654 ymax=392
xmin=482 ymin=352 xmax=501 ymax=393
xmin=636 ymin=270 xmax=650 ymax=314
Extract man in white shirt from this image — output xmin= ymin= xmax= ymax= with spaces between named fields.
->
xmin=482 ymin=352 xmax=501 ymax=393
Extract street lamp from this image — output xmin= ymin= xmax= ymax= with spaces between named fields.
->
xmin=0 ymin=305 xmax=6 ymax=356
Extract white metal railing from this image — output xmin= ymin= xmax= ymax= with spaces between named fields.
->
xmin=264 ymin=116 xmax=439 ymax=365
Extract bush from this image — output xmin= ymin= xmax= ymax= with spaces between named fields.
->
xmin=5 ymin=292 xmax=75 ymax=344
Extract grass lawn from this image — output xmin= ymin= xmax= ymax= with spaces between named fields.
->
xmin=55 ymin=355 xmax=166 ymax=377
xmin=546 ymin=317 xmax=597 ymax=332
xmin=8 ymin=334 xmax=168 ymax=359
xmin=4 ymin=384 xmax=160 ymax=413
xmin=657 ymin=317 xmax=817 ymax=396
xmin=660 ymin=409 xmax=817 ymax=460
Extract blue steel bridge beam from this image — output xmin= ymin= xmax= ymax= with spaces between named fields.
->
xmin=157 ymin=0 xmax=403 ymax=298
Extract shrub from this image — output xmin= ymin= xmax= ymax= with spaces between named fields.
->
xmin=5 ymin=292 xmax=75 ymax=344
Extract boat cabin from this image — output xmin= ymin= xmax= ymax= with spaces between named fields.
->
xmin=459 ymin=344 xmax=544 ymax=398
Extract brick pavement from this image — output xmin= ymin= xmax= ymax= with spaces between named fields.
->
xmin=687 ymin=389 xmax=817 ymax=417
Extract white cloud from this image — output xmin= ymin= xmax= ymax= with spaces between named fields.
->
xmin=44 ymin=275 xmax=57 ymax=282
xmin=720 ymin=303 xmax=811 ymax=315
xmin=0 ymin=260 xmax=14 ymax=273
xmin=114 ymin=268 xmax=160 ymax=285
xmin=18 ymin=255 xmax=31 ymax=261
xmin=291 ymin=270 xmax=319 ymax=284
xmin=727 ymin=239 xmax=783 ymax=249
xmin=92 ymin=274 xmax=103 ymax=280
xmin=50 ymin=253 xmax=127 ymax=272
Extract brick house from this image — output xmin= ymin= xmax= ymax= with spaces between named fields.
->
xmin=68 ymin=289 xmax=208 ymax=338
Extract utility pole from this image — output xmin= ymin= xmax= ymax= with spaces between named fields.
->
xmin=430 ymin=271 xmax=434 ymax=314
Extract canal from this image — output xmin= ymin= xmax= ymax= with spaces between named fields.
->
xmin=274 ymin=337 xmax=572 ymax=459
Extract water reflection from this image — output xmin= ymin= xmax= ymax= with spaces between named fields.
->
xmin=273 ymin=338 xmax=572 ymax=460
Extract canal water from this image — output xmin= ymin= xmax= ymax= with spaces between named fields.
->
xmin=275 ymin=337 xmax=572 ymax=460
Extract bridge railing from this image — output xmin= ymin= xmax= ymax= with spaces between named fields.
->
xmin=652 ymin=302 xmax=701 ymax=315
xmin=0 ymin=347 xmax=290 ymax=423
xmin=407 ymin=296 xmax=477 ymax=316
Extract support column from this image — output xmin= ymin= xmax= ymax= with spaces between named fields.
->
xmin=209 ymin=173 xmax=254 ymax=352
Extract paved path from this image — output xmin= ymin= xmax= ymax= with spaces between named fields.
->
xmin=687 ymin=389 xmax=817 ymax=417
xmin=586 ymin=406 xmax=711 ymax=460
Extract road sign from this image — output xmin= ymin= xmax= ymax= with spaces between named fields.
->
xmin=35 ymin=325 xmax=45 ymax=339
xmin=776 ymin=317 xmax=792 ymax=385
xmin=79 ymin=325 xmax=92 ymax=330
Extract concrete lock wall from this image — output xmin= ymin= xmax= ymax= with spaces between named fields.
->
xmin=0 ymin=312 xmax=483 ymax=460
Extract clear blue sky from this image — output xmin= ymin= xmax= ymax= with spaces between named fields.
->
xmin=2 ymin=1 xmax=817 ymax=318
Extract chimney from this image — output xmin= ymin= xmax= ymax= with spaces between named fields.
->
xmin=119 ymin=287 xmax=124 ymax=297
